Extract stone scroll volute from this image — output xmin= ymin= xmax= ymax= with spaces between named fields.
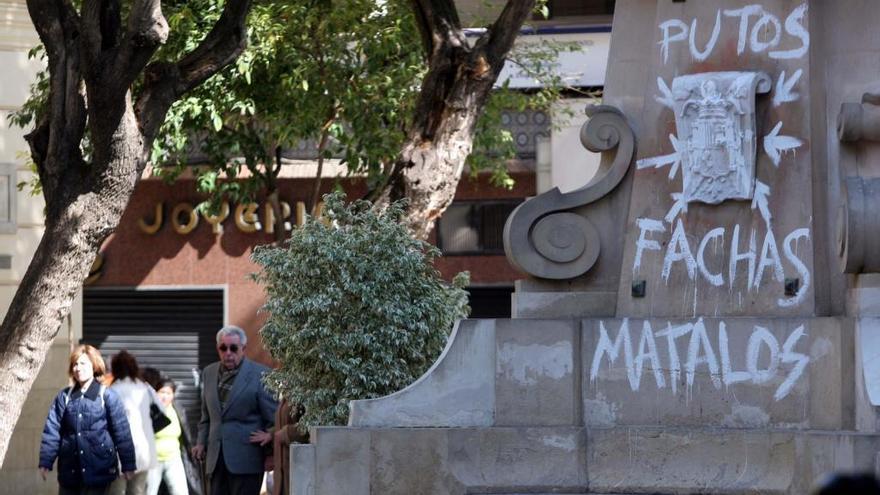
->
xmin=503 ymin=105 xmax=635 ymax=280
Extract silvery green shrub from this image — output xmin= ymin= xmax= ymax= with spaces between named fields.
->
xmin=252 ymin=192 xmax=470 ymax=429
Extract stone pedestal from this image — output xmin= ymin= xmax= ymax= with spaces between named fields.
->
xmin=295 ymin=318 xmax=880 ymax=494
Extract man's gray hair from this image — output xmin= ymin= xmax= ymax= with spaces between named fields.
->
xmin=216 ymin=325 xmax=248 ymax=346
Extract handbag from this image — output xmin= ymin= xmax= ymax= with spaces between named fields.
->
xmin=150 ymin=403 xmax=172 ymax=432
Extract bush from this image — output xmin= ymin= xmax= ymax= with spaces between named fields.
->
xmin=252 ymin=192 xmax=470 ymax=429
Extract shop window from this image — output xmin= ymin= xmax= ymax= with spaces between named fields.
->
xmin=436 ymin=201 xmax=521 ymax=255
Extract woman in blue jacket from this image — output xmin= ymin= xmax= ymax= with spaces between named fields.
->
xmin=39 ymin=345 xmax=137 ymax=495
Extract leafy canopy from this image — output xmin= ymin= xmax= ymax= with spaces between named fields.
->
xmin=11 ymin=0 xmax=582 ymax=208
xmin=253 ymin=192 xmax=470 ymax=428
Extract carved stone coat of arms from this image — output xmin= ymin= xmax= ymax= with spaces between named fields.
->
xmin=672 ymin=71 xmax=771 ymax=204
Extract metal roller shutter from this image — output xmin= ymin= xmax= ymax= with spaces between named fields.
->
xmin=82 ymin=288 xmax=224 ymax=439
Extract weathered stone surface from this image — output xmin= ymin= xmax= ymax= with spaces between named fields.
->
xmin=348 ymin=319 xmax=495 ymax=427
xmin=583 ymin=318 xmax=851 ymax=430
xmin=847 ymin=274 xmax=880 ymax=316
xmin=512 ymin=290 xmax=616 ymax=318
xmin=297 ymin=425 xmax=880 ymax=495
xmin=455 ymin=427 xmax=587 ymax=491
xmin=370 ymin=429 xmax=461 ymax=495
xmin=304 ymin=427 xmax=588 ymax=495
xmin=855 ymin=317 xmax=880 ymax=432
xmin=311 ymin=428 xmax=370 ymax=495
xmin=588 ymin=427 xmax=880 ymax=494
xmin=290 ymin=444 xmax=315 ymax=495
xmin=349 ymin=316 xmax=857 ymax=432
xmin=495 ymin=319 xmax=579 ymax=426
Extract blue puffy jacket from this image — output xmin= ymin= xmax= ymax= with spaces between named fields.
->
xmin=39 ymin=379 xmax=137 ymax=488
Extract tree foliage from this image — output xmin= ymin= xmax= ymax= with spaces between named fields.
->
xmin=12 ymin=0 xmax=576 ymax=213
xmin=151 ymin=0 xmax=427 ymax=211
xmin=252 ymin=192 xmax=470 ymax=428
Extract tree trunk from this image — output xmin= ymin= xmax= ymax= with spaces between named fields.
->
xmin=0 ymin=0 xmax=253 ymax=465
xmin=0 ymin=187 xmax=131 ymax=464
xmin=394 ymin=75 xmax=493 ymax=240
xmin=380 ymin=0 xmax=536 ymax=240
xmin=0 ymin=101 xmax=144 ymax=464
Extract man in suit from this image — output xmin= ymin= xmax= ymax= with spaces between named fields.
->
xmin=192 ymin=325 xmax=278 ymax=495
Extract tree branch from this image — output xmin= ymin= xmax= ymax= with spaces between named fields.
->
xmin=136 ymin=0 xmax=252 ymax=144
xmin=80 ymin=0 xmax=122 ymax=62
xmin=108 ymin=0 xmax=168 ymax=95
xmin=480 ymin=0 xmax=535 ymax=70
xmin=25 ymin=0 xmax=87 ymax=209
xmin=409 ymin=0 xmax=465 ymax=57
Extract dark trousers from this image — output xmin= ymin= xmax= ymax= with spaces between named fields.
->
xmin=209 ymin=449 xmax=263 ymax=495
xmin=59 ymin=484 xmax=110 ymax=495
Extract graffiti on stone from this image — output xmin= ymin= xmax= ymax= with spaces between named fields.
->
xmin=631 ymin=3 xmax=810 ymax=308
xmin=658 ymin=3 xmax=809 ymax=64
xmin=589 ymin=318 xmax=811 ymax=401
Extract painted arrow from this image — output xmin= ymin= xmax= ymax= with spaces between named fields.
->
xmin=763 ymin=122 xmax=803 ymax=167
xmin=751 ymin=180 xmax=772 ymax=226
xmin=772 ymin=69 xmax=802 ymax=107
xmin=636 ymin=134 xmax=683 ymax=180
xmin=664 ymin=192 xmax=689 ymax=223
xmin=656 ymin=77 xmax=675 ymax=110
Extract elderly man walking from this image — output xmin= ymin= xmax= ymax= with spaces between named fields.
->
xmin=192 ymin=325 xmax=278 ymax=495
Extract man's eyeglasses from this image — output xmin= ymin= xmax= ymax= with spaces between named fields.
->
xmin=218 ymin=344 xmax=240 ymax=353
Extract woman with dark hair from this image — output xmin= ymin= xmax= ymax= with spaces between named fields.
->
xmin=147 ymin=378 xmax=195 ymax=495
xmin=39 ymin=345 xmax=137 ymax=495
xmin=109 ymin=351 xmax=160 ymax=495
xmin=140 ymin=367 xmax=162 ymax=391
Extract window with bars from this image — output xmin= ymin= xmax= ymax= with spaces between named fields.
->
xmin=436 ymin=201 xmax=521 ymax=255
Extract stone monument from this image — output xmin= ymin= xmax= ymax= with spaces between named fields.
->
xmin=291 ymin=1 xmax=880 ymax=493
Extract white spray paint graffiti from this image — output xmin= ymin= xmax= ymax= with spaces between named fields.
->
xmin=773 ymin=69 xmax=802 ymax=107
xmin=589 ymin=318 xmax=811 ymax=401
xmin=658 ymin=3 xmax=810 ymax=63
xmin=763 ymin=121 xmax=804 ymax=166
xmin=631 ymin=3 xmax=812 ymax=307
xmin=633 ymin=218 xmax=811 ymax=307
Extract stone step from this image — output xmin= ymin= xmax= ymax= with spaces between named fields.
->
xmin=294 ymin=426 xmax=880 ymax=495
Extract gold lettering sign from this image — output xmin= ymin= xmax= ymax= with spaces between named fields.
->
xmin=139 ymin=200 xmax=320 ymax=235
xmin=138 ymin=203 xmax=163 ymax=235
xmin=264 ymin=202 xmax=291 ymax=234
xmin=234 ymin=203 xmax=261 ymax=233
xmin=203 ymin=202 xmax=230 ymax=234
xmin=171 ymin=203 xmax=199 ymax=234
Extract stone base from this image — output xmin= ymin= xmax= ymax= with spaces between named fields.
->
xmin=294 ymin=426 xmax=880 ymax=495
xmin=294 ymin=317 xmax=880 ymax=494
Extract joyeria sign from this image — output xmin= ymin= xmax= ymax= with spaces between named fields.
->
xmin=137 ymin=200 xmax=322 ymax=235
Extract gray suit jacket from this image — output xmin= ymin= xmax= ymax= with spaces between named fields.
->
xmin=198 ymin=358 xmax=278 ymax=475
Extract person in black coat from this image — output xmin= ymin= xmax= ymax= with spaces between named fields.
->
xmin=39 ymin=345 xmax=137 ymax=495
